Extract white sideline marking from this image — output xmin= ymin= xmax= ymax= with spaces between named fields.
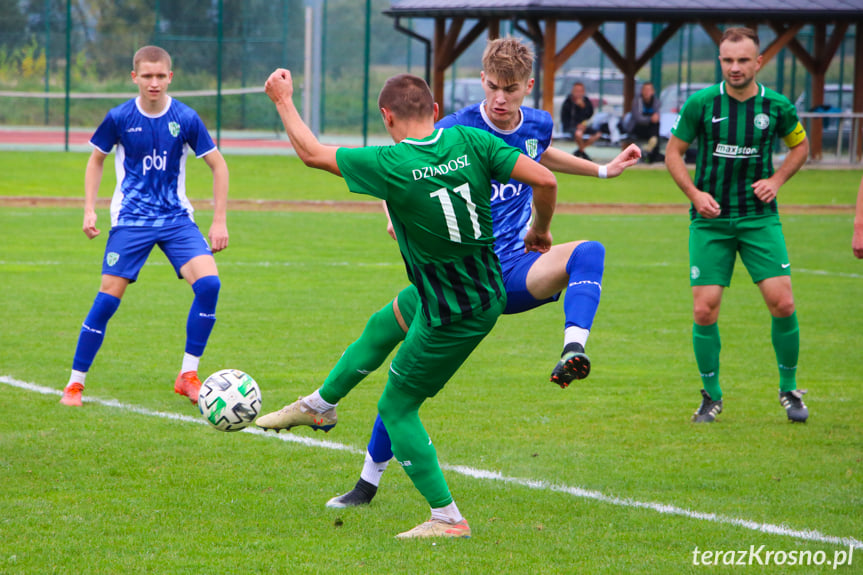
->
xmin=796 ymin=268 xmax=863 ymax=280
xmin=3 ymin=375 xmax=358 ymax=453
xmin=2 ymin=260 xmax=860 ymax=279
xmin=4 ymin=374 xmax=861 ymax=550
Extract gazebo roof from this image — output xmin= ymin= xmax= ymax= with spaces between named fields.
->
xmin=386 ymin=0 xmax=863 ymax=22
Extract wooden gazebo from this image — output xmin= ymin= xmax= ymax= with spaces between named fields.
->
xmin=385 ymin=0 xmax=863 ymax=160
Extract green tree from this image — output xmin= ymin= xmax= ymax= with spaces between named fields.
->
xmin=324 ymin=0 xmax=409 ymax=78
xmin=0 ymin=0 xmax=28 ymax=51
xmin=87 ymin=0 xmax=156 ymax=81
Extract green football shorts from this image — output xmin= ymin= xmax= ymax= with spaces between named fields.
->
xmin=388 ymin=295 xmax=505 ymax=399
xmin=689 ymin=214 xmax=791 ymax=287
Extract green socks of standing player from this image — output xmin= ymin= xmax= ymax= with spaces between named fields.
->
xmin=318 ymin=299 xmax=409 ymax=405
xmin=772 ymin=312 xmax=799 ymax=392
xmin=693 ymin=322 xmax=721 ymax=400
xmin=694 ymin=313 xmax=799 ymax=400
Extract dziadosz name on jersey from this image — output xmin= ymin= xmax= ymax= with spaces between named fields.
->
xmin=412 ymin=154 xmax=471 ymax=181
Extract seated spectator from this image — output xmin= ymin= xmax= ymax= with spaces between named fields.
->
xmin=627 ymin=82 xmax=663 ymax=163
xmin=560 ymin=82 xmax=602 ymax=161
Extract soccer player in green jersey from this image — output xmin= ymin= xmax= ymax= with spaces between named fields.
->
xmin=265 ymin=69 xmax=557 ymax=538
xmin=665 ymin=27 xmax=810 ymax=423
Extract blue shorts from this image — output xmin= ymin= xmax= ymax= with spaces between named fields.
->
xmin=102 ymin=221 xmax=212 ymax=282
xmin=500 ymin=251 xmax=560 ymax=315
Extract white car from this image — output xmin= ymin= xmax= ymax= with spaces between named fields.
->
xmin=658 ymin=82 xmax=711 ymax=139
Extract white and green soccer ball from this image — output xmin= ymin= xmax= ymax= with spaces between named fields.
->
xmin=198 ymin=369 xmax=262 ymax=432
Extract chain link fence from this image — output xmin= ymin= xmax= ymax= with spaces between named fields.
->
xmin=0 ymin=2 xmax=857 ymax=158
xmin=0 ymin=0 xmax=423 ymax=143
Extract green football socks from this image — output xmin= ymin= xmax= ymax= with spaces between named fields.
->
xmin=318 ymin=299 xmax=409 ymax=405
xmin=772 ymin=312 xmax=799 ymax=392
xmin=378 ymin=381 xmax=454 ymax=509
xmin=693 ymin=322 xmax=722 ymax=400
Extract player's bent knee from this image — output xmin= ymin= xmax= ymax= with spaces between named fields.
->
xmin=91 ymin=291 xmax=122 ymax=323
xmin=566 ymin=240 xmax=605 ymax=277
xmin=377 ymin=398 xmax=400 ymax=435
xmin=192 ymin=275 xmax=221 ymax=305
xmin=693 ymin=304 xmax=720 ymax=325
xmin=770 ymin=299 xmax=795 ymax=318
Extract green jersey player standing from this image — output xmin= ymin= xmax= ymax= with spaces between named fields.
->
xmin=665 ymin=27 xmax=810 ymax=423
xmin=264 ymin=69 xmax=557 ymax=538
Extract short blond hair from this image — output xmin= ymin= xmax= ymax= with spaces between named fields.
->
xmin=481 ymin=37 xmax=534 ymax=85
xmin=133 ymin=46 xmax=172 ymax=71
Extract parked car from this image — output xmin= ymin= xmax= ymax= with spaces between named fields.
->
xmin=443 ymin=78 xmax=486 ymax=112
xmin=658 ymin=82 xmax=711 ymax=139
xmin=794 ymin=83 xmax=854 ymax=149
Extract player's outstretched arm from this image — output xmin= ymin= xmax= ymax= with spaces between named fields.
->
xmin=265 ymin=68 xmax=341 ymax=176
xmin=83 ymin=149 xmax=107 ymax=239
xmin=539 ymin=146 xmax=598 ymax=176
xmin=605 ymin=143 xmax=642 ymax=177
xmin=539 ymin=143 xmax=640 ymax=179
xmin=511 ymin=154 xmax=557 ymax=253
xmin=203 ymin=149 xmax=229 ymax=252
xmin=665 ymin=134 xmax=720 ymax=219
xmin=853 ymin=176 xmax=863 ymax=259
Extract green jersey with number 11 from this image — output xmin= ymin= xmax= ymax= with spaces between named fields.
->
xmin=336 ymin=125 xmax=521 ymax=327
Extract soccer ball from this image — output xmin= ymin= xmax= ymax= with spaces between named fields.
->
xmin=198 ymin=369 xmax=262 ymax=432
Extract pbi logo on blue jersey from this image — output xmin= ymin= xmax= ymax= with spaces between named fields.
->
xmin=143 ymin=149 xmax=169 ymax=175
xmin=491 ymin=181 xmax=525 ymax=202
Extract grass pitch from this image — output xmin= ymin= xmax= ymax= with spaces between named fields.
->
xmin=0 ymin=157 xmax=861 ymax=574
xmin=0 ymin=150 xmax=859 ymax=206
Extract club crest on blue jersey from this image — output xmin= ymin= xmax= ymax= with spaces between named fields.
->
xmin=525 ymin=138 xmax=538 ymax=158
xmin=169 ymin=121 xmax=181 ymax=137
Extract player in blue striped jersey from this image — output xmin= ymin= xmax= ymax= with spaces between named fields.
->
xmin=256 ymin=38 xmax=640 ymax=508
xmin=60 ymin=46 xmax=229 ymax=408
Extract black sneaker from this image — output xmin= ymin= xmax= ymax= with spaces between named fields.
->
xmin=550 ymin=343 xmax=591 ymax=388
xmin=692 ymin=389 xmax=722 ymax=423
xmin=779 ymin=389 xmax=809 ymax=422
xmin=325 ymin=478 xmax=378 ymax=508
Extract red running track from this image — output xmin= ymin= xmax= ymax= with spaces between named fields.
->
xmin=0 ymin=127 xmax=296 ymax=150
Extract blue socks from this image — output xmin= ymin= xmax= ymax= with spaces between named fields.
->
xmin=71 ymin=276 xmax=219 ymax=374
xmin=563 ymin=241 xmax=605 ymax=330
xmin=368 ymin=414 xmax=394 ymax=463
xmin=185 ymin=275 xmax=220 ymax=357
xmin=72 ymin=292 xmax=121 ymax=372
